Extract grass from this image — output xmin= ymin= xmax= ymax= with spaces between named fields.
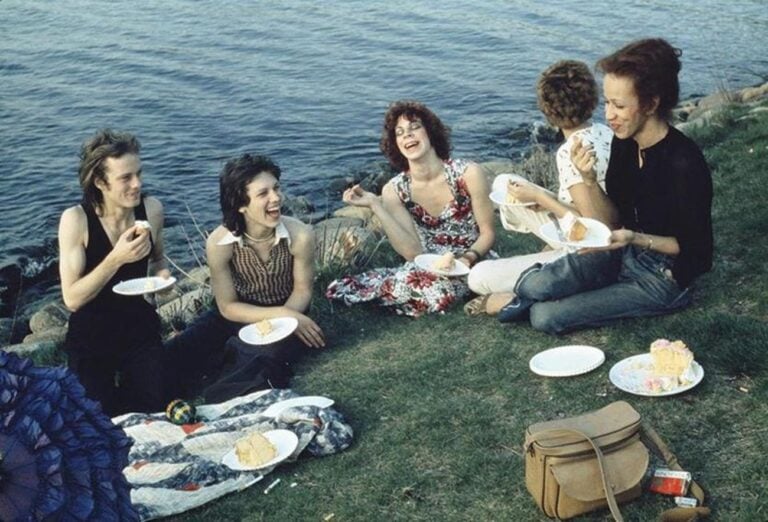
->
xmin=166 ymin=103 xmax=768 ymax=521
xmin=119 ymin=102 xmax=768 ymax=520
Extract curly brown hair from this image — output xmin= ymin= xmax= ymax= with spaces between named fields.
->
xmin=596 ymin=38 xmax=682 ymax=122
xmin=379 ymin=100 xmax=452 ymax=172
xmin=78 ymin=129 xmax=141 ymax=212
xmin=536 ymin=60 xmax=598 ymax=130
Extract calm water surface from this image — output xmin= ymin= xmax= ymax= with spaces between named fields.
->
xmin=1 ymin=0 xmax=766 ymax=312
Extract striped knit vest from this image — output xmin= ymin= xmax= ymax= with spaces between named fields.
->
xmin=230 ymin=238 xmax=293 ymax=306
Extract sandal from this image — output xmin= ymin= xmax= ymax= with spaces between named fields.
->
xmin=463 ymin=294 xmax=491 ymax=316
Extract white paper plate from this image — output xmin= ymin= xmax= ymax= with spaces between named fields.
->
xmin=239 ymin=317 xmax=299 ymax=345
xmin=489 ymin=189 xmax=537 ymax=207
xmin=221 ymin=429 xmax=299 ymax=471
xmin=539 ymin=217 xmax=611 ymax=249
xmin=609 ymin=353 xmax=704 ymax=397
xmin=112 ymin=276 xmax=176 ymax=296
xmin=261 ymin=396 xmax=335 ymax=418
xmin=529 ymin=345 xmax=605 ymax=377
xmin=414 ymin=253 xmax=470 ymax=277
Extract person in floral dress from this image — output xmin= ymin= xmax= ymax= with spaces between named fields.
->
xmin=326 ymin=100 xmax=495 ymax=317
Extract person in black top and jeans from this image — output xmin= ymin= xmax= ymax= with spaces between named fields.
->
xmin=498 ymin=38 xmax=713 ymax=334
xmin=59 ymin=129 xmax=170 ymax=415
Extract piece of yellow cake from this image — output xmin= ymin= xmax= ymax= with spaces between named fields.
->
xmin=645 ymin=339 xmax=696 ymax=392
xmin=432 ymin=252 xmax=455 ymax=272
xmin=235 ymin=432 xmax=277 ymax=467
xmin=255 ymin=319 xmax=273 ymax=336
xmin=560 ymin=212 xmax=588 ymax=241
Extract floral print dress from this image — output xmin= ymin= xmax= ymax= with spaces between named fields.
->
xmin=326 ymin=159 xmax=480 ymax=317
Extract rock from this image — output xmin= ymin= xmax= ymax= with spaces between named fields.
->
xmin=2 ymin=340 xmax=57 ymax=358
xmin=739 ymin=82 xmax=768 ymax=103
xmin=328 ymin=176 xmax=357 ymax=195
xmin=314 ymin=218 xmax=379 ymax=269
xmin=282 ymin=195 xmax=315 ymax=217
xmin=176 ymin=266 xmax=210 ymax=293
xmin=29 ymin=302 xmax=70 ymax=332
xmin=358 ymin=171 xmax=391 ymax=194
xmin=333 ymin=206 xmax=373 ymax=222
xmin=158 ymin=288 xmax=211 ymax=332
xmin=479 ymin=161 xmax=519 ymax=178
xmin=23 ymin=326 xmax=67 ymax=345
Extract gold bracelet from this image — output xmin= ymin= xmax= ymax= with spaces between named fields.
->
xmin=645 ymin=235 xmax=653 ymax=251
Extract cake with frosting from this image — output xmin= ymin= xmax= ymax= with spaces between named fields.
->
xmin=433 ymin=252 xmax=455 ymax=272
xmin=255 ymin=319 xmax=273 ymax=336
xmin=235 ymin=432 xmax=277 ymax=467
xmin=560 ymin=212 xmax=588 ymax=241
xmin=645 ymin=339 xmax=696 ymax=392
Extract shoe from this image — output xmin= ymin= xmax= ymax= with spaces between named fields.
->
xmin=464 ymin=294 xmax=491 ymax=316
xmin=497 ymin=295 xmax=535 ymax=323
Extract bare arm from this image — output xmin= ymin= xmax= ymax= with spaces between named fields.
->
xmin=207 ymin=224 xmax=325 ymax=348
xmin=569 ymin=138 xmax=619 ymax=226
xmin=342 ymin=182 xmax=423 ymax=260
xmin=58 ymin=206 xmax=151 ymax=311
xmin=145 ymin=196 xmax=170 ymax=278
xmin=458 ymin=163 xmax=495 ymax=266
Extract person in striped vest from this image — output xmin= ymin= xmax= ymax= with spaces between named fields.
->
xmin=165 ymin=154 xmax=325 ymax=403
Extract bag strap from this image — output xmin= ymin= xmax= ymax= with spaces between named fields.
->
xmin=528 ymin=428 xmax=624 ymax=522
xmin=641 ymin=424 xmax=711 ymax=521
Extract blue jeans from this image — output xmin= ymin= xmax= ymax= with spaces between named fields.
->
xmin=516 ymin=246 xmax=692 ymax=334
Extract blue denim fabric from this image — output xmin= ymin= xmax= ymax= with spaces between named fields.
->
xmin=516 ymin=246 xmax=692 ymax=334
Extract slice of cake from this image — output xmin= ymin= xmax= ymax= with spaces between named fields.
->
xmin=506 ymin=180 xmax=522 ymax=204
xmin=645 ymin=339 xmax=696 ymax=392
xmin=255 ymin=319 xmax=273 ymax=336
xmin=235 ymin=432 xmax=277 ymax=467
xmin=433 ymin=252 xmax=455 ymax=272
xmin=560 ymin=212 xmax=588 ymax=241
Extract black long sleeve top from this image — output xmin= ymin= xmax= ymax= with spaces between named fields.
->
xmin=606 ymin=126 xmax=713 ymax=288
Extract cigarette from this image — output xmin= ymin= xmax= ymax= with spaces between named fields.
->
xmin=264 ymin=478 xmax=281 ymax=494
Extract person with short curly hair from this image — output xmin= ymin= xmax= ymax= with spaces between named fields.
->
xmin=494 ymin=38 xmax=713 ymax=334
xmin=326 ymin=100 xmax=495 ymax=317
xmin=466 ymin=60 xmax=616 ymax=315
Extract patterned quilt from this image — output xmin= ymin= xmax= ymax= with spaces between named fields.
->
xmin=113 ymin=389 xmax=354 ymax=520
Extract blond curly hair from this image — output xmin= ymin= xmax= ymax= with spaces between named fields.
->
xmin=536 ymin=60 xmax=598 ymax=130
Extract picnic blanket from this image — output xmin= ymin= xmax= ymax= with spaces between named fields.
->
xmin=113 ymin=388 xmax=354 ymax=520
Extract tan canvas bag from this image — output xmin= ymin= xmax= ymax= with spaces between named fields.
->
xmin=524 ymin=401 xmax=708 ymax=521
xmin=524 ymin=401 xmax=646 ymax=520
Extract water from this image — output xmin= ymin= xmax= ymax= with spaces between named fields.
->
xmin=1 ymin=0 xmax=766 ymax=315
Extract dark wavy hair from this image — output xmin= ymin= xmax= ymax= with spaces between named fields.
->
xmin=597 ymin=38 xmax=682 ymax=122
xmin=219 ymin=154 xmax=281 ymax=236
xmin=379 ymin=100 xmax=452 ymax=172
xmin=537 ymin=60 xmax=598 ymax=129
xmin=78 ymin=129 xmax=141 ymax=211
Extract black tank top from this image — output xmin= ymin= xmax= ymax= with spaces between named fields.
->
xmin=65 ymin=199 xmax=161 ymax=356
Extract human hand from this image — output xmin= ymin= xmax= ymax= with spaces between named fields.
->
xmin=507 ymin=181 xmax=541 ymax=204
xmin=295 ymin=314 xmax=326 ymax=349
xmin=570 ymin=137 xmax=598 ymax=185
xmin=578 ymin=228 xmax=633 ymax=255
xmin=111 ymin=225 xmax=152 ymax=265
xmin=342 ymin=184 xmax=378 ymax=208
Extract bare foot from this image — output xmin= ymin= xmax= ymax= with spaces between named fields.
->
xmin=485 ymin=292 xmax=516 ymax=315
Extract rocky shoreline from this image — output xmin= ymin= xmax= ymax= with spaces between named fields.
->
xmin=3 ymin=80 xmax=767 ymax=359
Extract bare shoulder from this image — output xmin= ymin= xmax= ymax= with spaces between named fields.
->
xmin=59 ymin=205 xmax=86 ymax=233
xmin=143 ymin=195 xmax=164 ymax=217
xmin=206 ymin=225 xmax=234 ymax=265
xmin=461 ymin=161 xmax=485 ymax=181
xmin=282 ymin=216 xmax=314 ymax=241
xmin=206 ymin=225 xmax=231 ymax=247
